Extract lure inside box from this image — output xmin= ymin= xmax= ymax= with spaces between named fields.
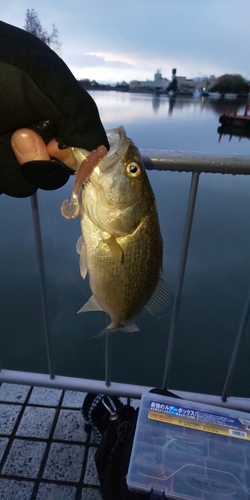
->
xmin=127 ymin=392 xmax=250 ymax=499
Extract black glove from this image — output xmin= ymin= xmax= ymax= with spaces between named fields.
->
xmin=0 ymin=21 xmax=109 ymax=197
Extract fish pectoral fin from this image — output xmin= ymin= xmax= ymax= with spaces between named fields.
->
xmin=145 ymin=274 xmax=174 ymax=318
xmin=76 ymin=235 xmax=88 ymax=279
xmin=77 ymin=295 xmax=103 ymax=313
xmin=103 ymin=236 xmax=124 ymax=263
xmin=79 ymin=244 xmax=88 ymax=279
xmin=76 ymin=235 xmax=83 ymax=255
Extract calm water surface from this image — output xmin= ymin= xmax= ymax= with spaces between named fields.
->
xmin=1 ymin=91 xmax=250 ymax=396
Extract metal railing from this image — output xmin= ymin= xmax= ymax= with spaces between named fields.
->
xmin=1 ymin=149 xmax=250 ymax=411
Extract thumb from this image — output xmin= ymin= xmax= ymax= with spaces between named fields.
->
xmin=11 ymin=129 xmax=50 ymax=163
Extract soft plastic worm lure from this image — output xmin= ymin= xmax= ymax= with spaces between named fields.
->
xmin=61 ymin=145 xmax=108 ymax=219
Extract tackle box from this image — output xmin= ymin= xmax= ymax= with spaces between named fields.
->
xmin=127 ymin=392 xmax=250 ymax=499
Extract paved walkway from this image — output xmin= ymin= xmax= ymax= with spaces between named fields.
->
xmin=0 ymin=383 xmax=138 ymax=499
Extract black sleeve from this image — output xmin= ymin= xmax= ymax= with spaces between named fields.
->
xmin=0 ymin=21 xmax=109 ymax=197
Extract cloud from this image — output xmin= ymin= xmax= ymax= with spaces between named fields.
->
xmin=86 ymin=52 xmax=137 ymax=66
xmin=66 ymin=52 xmax=136 ymax=69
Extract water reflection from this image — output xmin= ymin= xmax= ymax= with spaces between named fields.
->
xmin=91 ymin=90 xmax=248 ymax=123
xmin=168 ymin=96 xmax=176 ymax=115
xmin=90 ymin=91 xmax=250 ymax=155
xmin=218 ymin=124 xmax=250 ymax=142
xmin=152 ymin=93 xmax=161 ymax=112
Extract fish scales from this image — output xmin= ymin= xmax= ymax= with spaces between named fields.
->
xmin=81 ymin=200 xmax=162 ymax=326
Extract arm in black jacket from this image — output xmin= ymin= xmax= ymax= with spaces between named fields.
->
xmin=0 ymin=21 xmax=109 ymax=197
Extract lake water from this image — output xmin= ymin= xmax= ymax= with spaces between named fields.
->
xmin=1 ymin=91 xmax=250 ymax=397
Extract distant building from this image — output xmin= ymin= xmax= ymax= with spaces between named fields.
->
xmin=175 ymin=75 xmax=218 ymax=94
xmin=193 ymin=75 xmax=218 ymax=91
xmin=176 ymin=76 xmax=195 ymax=95
xmin=130 ymin=70 xmax=170 ymax=91
xmin=129 ymin=71 xmax=218 ymax=95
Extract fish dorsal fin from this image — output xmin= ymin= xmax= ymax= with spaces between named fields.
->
xmin=103 ymin=236 xmax=124 ymax=262
xmin=145 ymin=274 xmax=174 ymax=318
xmin=76 ymin=235 xmax=88 ymax=279
xmin=77 ymin=295 xmax=103 ymax=313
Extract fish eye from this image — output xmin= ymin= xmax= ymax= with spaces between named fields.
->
xmin=126 ymin=162 xmax=141 ymax=177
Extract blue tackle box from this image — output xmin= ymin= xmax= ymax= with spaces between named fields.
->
xmin=126 ymin=392 xmax=250 ymax=499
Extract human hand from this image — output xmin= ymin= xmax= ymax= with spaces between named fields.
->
xmin=11 ymin=129 xmax=77 ymax=168
xmin=0 ymin=21 xmax=109 ymax=198
xmin=9 ymin=128 xmax=78 ymax=192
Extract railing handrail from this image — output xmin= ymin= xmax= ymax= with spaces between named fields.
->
xmin=0 ymin=368 xmax=250 ymax=412
xmin=1 ymin=149 xmax=250 ymax=410
xmin=142 ymin=149 xmax=250 ymax=175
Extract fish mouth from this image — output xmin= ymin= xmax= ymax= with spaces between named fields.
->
xmin=88 ymin=126 xmax=129 ymax=189
xmin=99 ymin=127 xmax=129 ymax=172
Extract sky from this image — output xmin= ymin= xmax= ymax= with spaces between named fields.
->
xmin=1 ymin=0 xmax=250 ymax=84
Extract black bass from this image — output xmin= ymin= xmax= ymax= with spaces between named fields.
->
xmin=62 ymin=127 xmax=173 ymax=335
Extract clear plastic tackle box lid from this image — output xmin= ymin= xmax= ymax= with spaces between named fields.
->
xmin=126 ymin=392 xmax=250 ymax=499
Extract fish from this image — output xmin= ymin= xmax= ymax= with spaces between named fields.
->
xmin=62 ymin=126 xmax=173 ymax=335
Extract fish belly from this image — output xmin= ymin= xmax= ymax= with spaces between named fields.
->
xmin=81 ymin=211 xmax=162 ymax=327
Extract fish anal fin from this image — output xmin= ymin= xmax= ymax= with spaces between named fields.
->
xmin=103 ymin=236 xmax=124 ymax=262
xmin=145 ymin=274 xmax=174 ymax=318
xmin=77 ymin=295 xmax=103 ymax=313
xmin=92 ymin=323 xmax=140 ymax=339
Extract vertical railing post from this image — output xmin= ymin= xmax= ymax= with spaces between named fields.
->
xmin=105 ymin=314 xmax=111 ymax=387
xmin=31 ymin=193 xmax=55 ymax=379
xmin=162 ymin=172 xmax=200 ymax=389
xmin=221 ymin=282 xmax=250 ymax=402
xmin=105 ymin=332 xmax=111 ymax=387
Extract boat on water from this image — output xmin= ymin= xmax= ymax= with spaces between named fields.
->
xmin=195 ymin=91 xmax=245 ymax=99
xmin=218 ymin=103 xmax=250 ymax=140
xmin=223 ymin=93 xmax=238 ymax=99
xmin=208 ymin=92 xmax=221 ymax=98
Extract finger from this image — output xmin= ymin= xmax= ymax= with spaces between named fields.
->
xmin=47 ymin=139 xmax=77 ymax=169
xmin=11 ymin=129 xmax=50 ymax=164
